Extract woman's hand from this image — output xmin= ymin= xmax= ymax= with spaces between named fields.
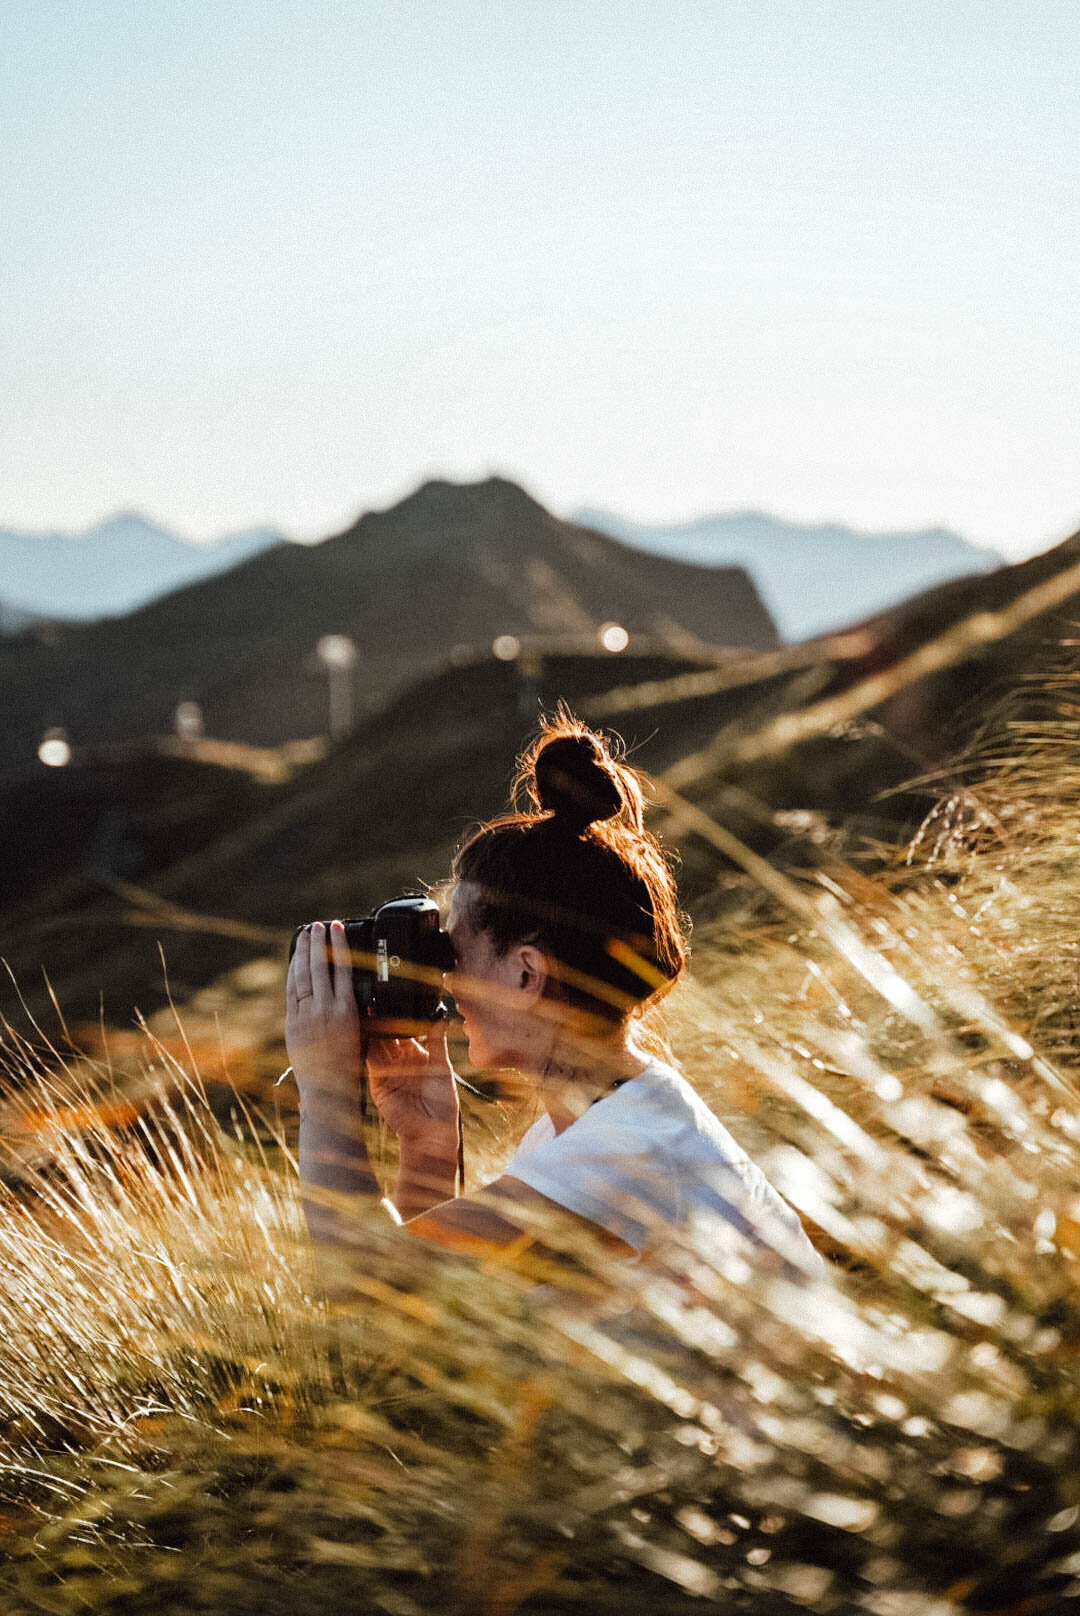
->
xmin=367 ymin=1029 xmax=461 ymax=1217
xmin=365 ymin=1029 xmax=459 ymax=1144
xmin=287 ymin=922 xmax=460 ymax=1219
xmin=286 ymin=921 xmax=366 ymax=1096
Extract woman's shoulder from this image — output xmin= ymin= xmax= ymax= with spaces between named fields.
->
xmin=507 ymin=1110 xmax=556 ymax=1167
xmin=607 ymin=1059 xmax=824 ymax=1267
xmin=602 ymin=1057 xmax=747 ymax=1156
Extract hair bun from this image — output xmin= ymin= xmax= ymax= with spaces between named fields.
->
xmin=534 ymin=734 xmax=623 ymax=833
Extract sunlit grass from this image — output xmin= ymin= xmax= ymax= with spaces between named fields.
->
xmin=7 ymin=682 xmax=1080 ymax=1610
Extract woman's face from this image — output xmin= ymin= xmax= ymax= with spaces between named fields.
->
xmin=445 ymin=882 xmax=540 ymax=1070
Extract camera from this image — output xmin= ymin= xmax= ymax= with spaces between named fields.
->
xmin=290 ymin=894 xmax=454 ymax=1035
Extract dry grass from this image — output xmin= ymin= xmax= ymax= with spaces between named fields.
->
xmin=6 ymin=682 xmax=1080 ymax=1612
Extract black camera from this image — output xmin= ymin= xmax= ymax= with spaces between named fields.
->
xmin=290 ymin=894 xmax=454 ymax=1035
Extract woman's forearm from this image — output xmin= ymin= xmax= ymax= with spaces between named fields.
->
xmin=393 ymin=1127 xmax=461 ymax=1222
xmin=298 ymin=1073 xmax=381 ymax=1245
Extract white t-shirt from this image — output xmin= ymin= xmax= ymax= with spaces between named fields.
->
xmin=504 ymin=1057 xmax=820 ymax=1273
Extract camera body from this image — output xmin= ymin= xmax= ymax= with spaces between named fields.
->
xmin=291 ymin=894 xmax=454 ymax=1035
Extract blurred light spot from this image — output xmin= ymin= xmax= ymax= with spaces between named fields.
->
xmin=675 ymin=1505 xmax=724 ymax=1544
xmin=804 ymin=1494 xmax=879 ymax=1532
xmin=316 ymin=633 xmax=357 ymax=668
xmin=938 ymin=1488 xmax=979 ymax=1517
xmin=174 ymin=700 xmax=204 ymax=741
xmin=492 ymin=634 xmax=520 ymax=661
xmin=950 ymin=1446 xmax=1002 ymax=1481
xmin=942 ymin=1390 xmax=1009 ymax=1437
xmin=921 ymin=1186 xmax=984 ymax=1235
xmin=771 ymin=1566 xmax=834 ymax=1600
xmin=599 ymin=622 xmax=629 ymax=653
xmin=949 ymin=1291 xmax=1005 ymax=1327
xmin=38 ymin=729 xmax=71 ymax=767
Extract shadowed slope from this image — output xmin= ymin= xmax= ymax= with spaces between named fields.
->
xmin=0 ymin=478 xmax=778 ymax=768
xmin=6 ymin=522 xmax=1080 ymax=1028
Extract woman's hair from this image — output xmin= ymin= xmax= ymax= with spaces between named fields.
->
xmin=452 ymin=710 xmax=688 ymax=1023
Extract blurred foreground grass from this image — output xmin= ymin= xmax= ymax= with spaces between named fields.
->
xmin=6 ymin=689 xmax=1080 ymax=1612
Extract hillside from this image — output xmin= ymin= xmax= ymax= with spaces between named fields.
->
xmin=0 ymin=479 xmax=778 ymax=771
xmin=578 ymin=521 xmax=1080 ymax=870
xmin=575 ymin=505 xmax=1006 ymax=639
xmin=0 ymin=513 xmax=285 ymax=621
xmin=6 ymin=514 xmax=1080 ymax=1032
xmin=0 ymin=647 xmax=721 ymax=1024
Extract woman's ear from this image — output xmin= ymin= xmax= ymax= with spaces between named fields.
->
xmin=514 ymin=943 xmax=549 ymax=1004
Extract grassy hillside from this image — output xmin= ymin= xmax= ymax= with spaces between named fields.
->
xmin=0 ymin=647 xmax=720 ymax=1027
xmin=4 ymin=518 xmax=1080 ymax=1034
xmin=5 ymin=663 xmax=1080 ymax=1611
xmin=0 ymin=478 xmax=778 ymax=771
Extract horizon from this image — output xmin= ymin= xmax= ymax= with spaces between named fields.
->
xmin=0 ymin=474 xmax=1027 ymax=559
xmin=5 ymin=2 xmax=1079 ymax=560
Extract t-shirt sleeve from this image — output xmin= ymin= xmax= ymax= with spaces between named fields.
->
xmin=502 ymin=1073 xmax=824 ymax=1273
xmin=505 ymin=1114 xmax=555 ymax=1169
xmin=503 ymin=1090 xmax=682 ymax=1249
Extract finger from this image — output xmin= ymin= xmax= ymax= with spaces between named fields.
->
xmin=374 ymin=1036 xmax=414 ymax=1066
xmin=365 ymin=1036 xmax=402 ymax=1078
xmin=329 ymin=920 xmax=354 ymax=1006
xmin=428 ymin=1026 xmax=452 ymax=1071
xmin=289 ymin=926 xmax=313 ymax=1002
xmin=309 ymin=921 xmax=332 ymax=1007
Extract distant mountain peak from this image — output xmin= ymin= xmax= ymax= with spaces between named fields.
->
xmin=0 ymin=515 xmax=287 ymax=622
xmin=574 ymin=506 xmax=1007 ymax=639
xmin=390 ymin=474 xmax=548 ymax=522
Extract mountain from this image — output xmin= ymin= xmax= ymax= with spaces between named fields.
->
xmin=574 ymin=507 xmax=1007 ymax=640
xmin=0 ymin=478 xmax=779 ymax=770
xmin=0 ymin=512 xmax=286 ymax=621
xmin=0 ymin=598 xmax=40 ymax=634
xmin=5 ymin=515 xmax=1080 ymax=1030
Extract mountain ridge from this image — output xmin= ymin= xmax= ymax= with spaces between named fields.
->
xmin=0 ymin=477 xmax=778 ymax=767
xmin=574 ymin=505 xmax=1007 ymax=639
xmin=0 ymin=512 xmax=288 ymax=621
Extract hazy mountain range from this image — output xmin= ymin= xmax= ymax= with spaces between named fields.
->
xmin=0 ymin=501 xmax=1008 ymax=640
xmin=0 ymin=513 xmax=285 ymax=620
xmin=574 ymin=508 xmax=1006 ymax=640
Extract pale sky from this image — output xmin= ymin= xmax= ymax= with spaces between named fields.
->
xmin=3 ymin=1 xmax=1078 ymax=558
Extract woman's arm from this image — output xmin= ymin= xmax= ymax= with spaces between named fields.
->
xmin=363 ymin=1034 xmax=460 ymax=1220
xmin=409 ymin=1177 xmax=635 ymax=1261
xmin=287 ymin=924 xmax=625 ymax=1261
xmin=287 ymin=922 xmax=461 ymax=1238
xmin=287 ymin=922 xmax=381 ymax=1244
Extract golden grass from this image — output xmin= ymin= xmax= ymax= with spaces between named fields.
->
xmin=6 ymin=681 xmax=1080 ymax=1611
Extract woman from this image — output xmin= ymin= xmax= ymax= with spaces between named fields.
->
xmin=286 ymin=715 xmax=818 ymax=1273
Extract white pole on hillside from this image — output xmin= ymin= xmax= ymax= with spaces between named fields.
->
xmin=316 ymin=634 xmax=358 ymax=740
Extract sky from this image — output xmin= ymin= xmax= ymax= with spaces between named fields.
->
xmin=2 ymin=0 xmax=1078 ymax=558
